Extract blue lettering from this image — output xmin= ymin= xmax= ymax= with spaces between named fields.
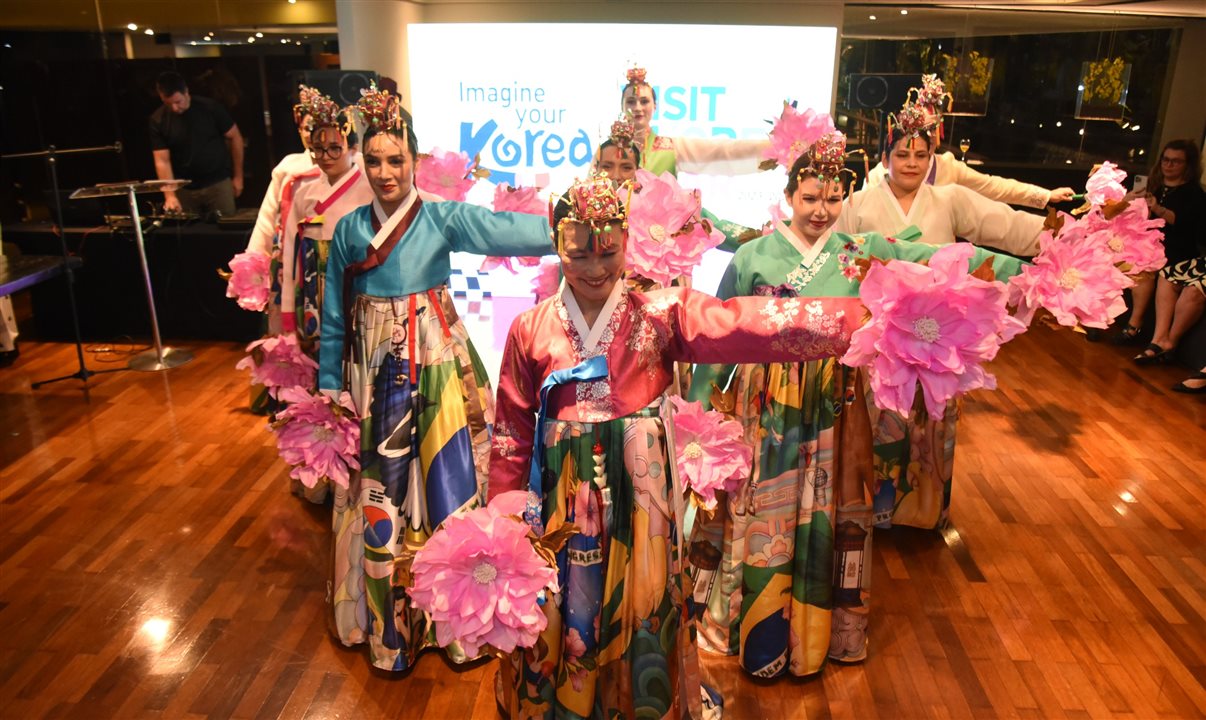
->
xmin=459 ymin=120 xmax=497 ymax=163
xmin=492 ymin=134 xmax=522 ymax=167
xmin=711 ymin=127 xmax=736 ymax=139
xmin=542 ymin=133 xmax=565 ymax=168
xmin=569 ymin=130 xmax=592 ymax=166
xmin=524 ymin=129 xmax=545 ymax=162
xmin=700 ymin=87 xmax=724 ymax=121
xmin=663 ymin=86 xmax=687 ymax=121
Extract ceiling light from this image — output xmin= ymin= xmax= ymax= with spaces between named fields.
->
xmin=1038 ymin=123 xmax=1044 ymax=128
xmin=289 ymin=0 xmax=297 ymax=3
xmin=1055 ymin=121 xmax=1062 ymax=127
xmin=248 ymin=36 xmax=256 ymax=43
xmin=1078 ymin=128 xmax=1084 ymax=136
xmin=144 ymin=28 xmax=154 ymax=35
xmin=1010 ymin=118 xmax=1015 ymax=124
xmin=869 ymin=14 xmax=877 ymax=20
xmin=1065 ymin=159 xmax=1073 ymax=164
xmin=1139 ymin=149 xmax=1145 ymax=155
xmin=295 ymin=41 xmax=301 ymax=45
xmin=901 ymin=9 xmax=909 ymax=14
xmin=127 ymin=23 xmax=138 ymax=31
xmin=255 ymin=31 xmax=264 ymax=38
xmin=1131 ymin=125 xmax=1141 ymax=131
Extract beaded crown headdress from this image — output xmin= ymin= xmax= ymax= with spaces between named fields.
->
xmin=608 ymin=115 xmax=637 ymax=149
xmin=354 ymin=81 xmax=407 ymax=135
xmin=887 ymin=74 xmax=951 ymax=142
xmin=549 ymin=173 xmax=633 ymax=253
xmin=624 ymin=66 xmax=648 ymax=89
xmin=793 ymin=131 xmax=858 ymax=189
xmin=293 ymin=85 xmax=352 ymax=137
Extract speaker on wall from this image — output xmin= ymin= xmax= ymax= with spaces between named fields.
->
xmin=846 ymin=73 xmax=923 ymax=111
xmin=286 ymin=69 xmax=379 ymax=105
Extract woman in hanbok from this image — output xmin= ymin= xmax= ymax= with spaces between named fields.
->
xmin=238 ymin=97 xmax=318 ymax=412
xmin=488 ymin=174 xmax=865 ymax=719
xmin=318 ymin=85 xmax=554 ymax=672
xmin=862 ymin=75 xmax=1074 ymax=209
xmin=620 ymin=69 xmax=761 ymax=249
xmin=687 ymin=132 xmax=1026 ymax=676
xmin=280 ymin=87 xmax=374 ymax=345
xmin=837 ymin=112 xmax=1045 ymax=530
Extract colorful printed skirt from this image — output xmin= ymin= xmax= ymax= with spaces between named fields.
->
xmin=690 ymin=360 xmax=874 ymax=677
xmin=869 ymin=394 xmax=958 ymax=531
xmin=500 ymin=403 xmax=717 ymax=719
xmin=330 ymin=287 xmax=494 ymax=672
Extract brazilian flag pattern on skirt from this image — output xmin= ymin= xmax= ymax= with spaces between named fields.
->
xmin=330 ymin=288 xmax=493 ymax=672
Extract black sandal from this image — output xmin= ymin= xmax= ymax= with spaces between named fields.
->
xmin=1113 ymin=325 xmax=1144 ymax=345
xmin=1172 ymin=372 xmax=1206 ymax=394
xmin=1134 ymin=343 xmax=1173 ymax=366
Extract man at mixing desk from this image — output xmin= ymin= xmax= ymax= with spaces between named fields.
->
xmin=149 ymin=71 xmax=244 ymax=216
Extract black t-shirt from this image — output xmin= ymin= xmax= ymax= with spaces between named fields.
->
xmin=1154 ymin=181 xmax=1206 ymax=266
xmin=149 ymin=95 xmax=235 ymax=189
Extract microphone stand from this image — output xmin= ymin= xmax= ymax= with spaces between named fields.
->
xmin=1 ymin=142 xmax=125 ymax=390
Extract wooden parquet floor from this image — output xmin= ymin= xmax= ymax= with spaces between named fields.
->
xmin=1 ymin=327 xmax=1203 ymax=720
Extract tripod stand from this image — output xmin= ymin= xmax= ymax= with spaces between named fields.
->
xmin=1 ymin=143 xmax=125 ymax=389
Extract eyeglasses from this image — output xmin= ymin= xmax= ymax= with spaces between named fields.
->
xmin=1160 ymin=156 xmax=1186 ymax=165
xmin=310 ymin=145 xmax=345 ymax=159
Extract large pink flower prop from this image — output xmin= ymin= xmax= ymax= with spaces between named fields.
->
xmin=670 ymin=396 xmax=752 ymax=511
xmin=492 ymin=183 xmax=545 ymax=215
xmin=225 ymin=251 xmax=272 ymax=312
xmin=842 ymin=244 xmax=1026 ymax=419
xmin=409 ymin=491 xmax=559 ymax=656
xmin=760 ymin=201 xmax=788 ymax=237
xmin=416 ymin=147 xmax=477 ymax=202
xmin=762 ymin=103 xmax=836 ymax=170
xmin=1082 ymin=202 xmax=1165 ymax=275
xmin=481 ymin=184 xmax=548 ymax=273
xmin=626 ymin=169 xmax=723 ymax=286
xmin=235 ymin=333 xmax=318 ymax=397
xmin=531 ymin=259 xmax=561 ymax=303
xmin=1084 ymin=161 xmax=1127 ymax=206
xmin=1008 ymin=221 xmax=1132 ymax=329
xmin=271 ymin=388 xmax=360 ymax=488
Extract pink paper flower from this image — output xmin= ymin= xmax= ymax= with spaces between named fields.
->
xmin=1084 ymin=161 xmax=1127 ymax=206
xmin=760 ymin=201 xmax=788 ymax=237
xmin=409 ymin=494 xmax=559 ymax=656
xmin=1008 ymin=220 xmax=1132 ymax=329
xmin=842 ymin=244 xmax=1027 ymax=420
xmin=272 ymin=388 xmax=360 ymax=488
xmin=481 ymin=184 xmax=548 ymax=273
xmin=531 ymin=258 xmax=561 ymax=303
xmin=234 ymin=333 xmax=318 ymax=398
xmin=492 ymin=183 xmax=545 ymax=215
xmin=762 ymin=103 xmax=836 ymax=170
xmin=626 ymin=169 xmax=724 ymax=287
xmin=670 ymin=396 xmax=752 ymax=511
xmin=416 ymin=147 xmax=477 ymax=202
xmin=1082 ymin=202 xmax=1166 ymax=275
xmin=225 ymin=251 xmax=272 ymax=312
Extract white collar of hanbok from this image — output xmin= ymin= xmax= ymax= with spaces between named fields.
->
xmin=878 ymin=177 xmax=926 ymax=227
xmin=370 ymin=187 xmax=420 ymax=250
xmin=559 ymin=278 xmax=624 ymax=356
xmin=777 ymin=220 xmax=832 ymax=267
xmin=315 ymin=163 xmax=360 ymax=202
